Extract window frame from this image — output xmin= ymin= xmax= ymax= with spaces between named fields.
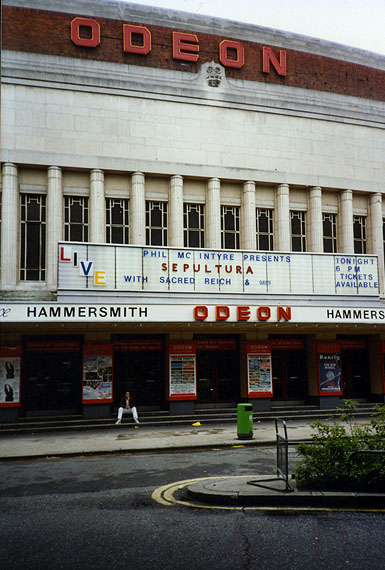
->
xmin=221 ymin=205 xmax=240 ymax=250
xmin=20 ymin=193 xmax=46 ymax=281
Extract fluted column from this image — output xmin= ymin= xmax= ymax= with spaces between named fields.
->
xmin=369 ymin=192 xmax=384 ymax=295
xmin=339 ymin=189 xmax=354 ymax=253
xmin=89 ymin=169 xmax=105 ymax=243
xmin=1 ymin=163 xmax=18 ymax=287
xmin=308 ymin=186 xmax=323 ymax=252
xmin=130 ymin=172 xmax=146 ymax=245
xmin=275 ymin=183 xmax=290 ymax=251
xmin=241 ymin=181 xmax=256 ymax=250
xmin=46 ymin=166 xmax=63 ymax=289
xmin=168 ymin=175 xmax=184 ymax=247
xmin=206 ymin=178 xmax=221 ymax=249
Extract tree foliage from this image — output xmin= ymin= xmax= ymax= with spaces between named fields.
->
xmin=295 ymin=400 xmax=385 ymax=491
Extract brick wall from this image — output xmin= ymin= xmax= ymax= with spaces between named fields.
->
xmin=3 ymin=5 xmax=385 ymax=102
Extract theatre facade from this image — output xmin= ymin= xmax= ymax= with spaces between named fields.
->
xmin=1 ymin=0 xmax=385 ymax=420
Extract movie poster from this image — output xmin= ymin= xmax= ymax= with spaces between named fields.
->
xmin=0 ymin=346 xmax=21 ymax=408
xmin=0 ymin=354 xmax=21 ymax=406
xmin=246 ymin=343 xmax=273 ymax=397
xmin=82 ymin=344 xmax=113 ymax=403
xmin=169 ymin=343 xmax=196 ymax=400
xmin=319 ymin=352 xmax=341 ymax=393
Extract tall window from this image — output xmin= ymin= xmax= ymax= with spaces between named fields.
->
xmin=256 ymin=208 xmax=274 ymax=250
xmin=106 ymin=198 xmax=129 ymax=244
xmin=64 ymin=196 xmax=89 ymax=242
xmin=20 ymin=194 xmax=46 ymax=281
xmin=221 ymin=206 xmax=240 ymax=249
xmin=353 ymin=215 xmax=366 ymax=254
xmin=184 ymin=203 xmax=205 ymax=248
xmin=146 ymin=201 xmax=167 ymax=246
xmin=323 ymin=213 xmax=337 ymax=253
xmin=290 ymin=211 xmax=306 ymax=252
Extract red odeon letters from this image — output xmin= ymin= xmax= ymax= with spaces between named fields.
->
xmin=194 ymin=306 xmax=291 ymax=321
xmin=71 ymin=17 xmax=100 ymax=47
xmin=70 ymin=18 xmax=287 ymax=75
xmin=123 ymin=24 xmax=151 ymax=54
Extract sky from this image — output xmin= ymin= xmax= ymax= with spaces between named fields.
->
xmin=118 ymin=0 xmax=385 ymax=56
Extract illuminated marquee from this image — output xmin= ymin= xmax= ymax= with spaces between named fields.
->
xmin=70 ymin=18 xmax=287 ymax=75
xmin=57 ymin=243 xmax=379 ymax=297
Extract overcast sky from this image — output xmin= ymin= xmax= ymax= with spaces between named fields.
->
xmin=120 ymin=0 xmax=385 ymax=56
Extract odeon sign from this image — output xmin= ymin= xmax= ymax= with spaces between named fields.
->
xmin=70 ymin=17 xmax=287 ymax=75
xmin=194 ymin=305 xmax=291 ymax=321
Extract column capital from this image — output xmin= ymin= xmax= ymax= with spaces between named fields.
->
xmin=90 ymin=169 xmax=104 ymax=183
xmin=1 ymin=162 xmax=17 ymax=175
xmin=47 ymin=166 xmax=62 ymax=179
xmin=369 ymin=192 xmax=382 ymax=204
xmin=242 ymin=180 xmax=256 ymax=192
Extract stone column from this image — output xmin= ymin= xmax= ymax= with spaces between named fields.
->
xmin=369 ymin=192 xmax=384 ymax=295
xmin=275 ymin=183 xmax=290 ymax=251
xmin=1 ymin=163 xmax=18 ymax=288
xmin=168 ymin=175 xmax=184 ymax=247
xmin=308 ymin=186 xmax=323 ymax=252
xmin=46 ymin=166 xmax=63 ymax=290
xmin=89 ymin=169 xmax=105 ymax=243
xmin=206 ymin=178 xmax=221 ymax=249
xmin=130 ymin=172 xmax=146 ymax=245
xmin=241 ymin=181 xmax=256 ymax=250
xmin=339 ymin=189 xmax=354 ymax=253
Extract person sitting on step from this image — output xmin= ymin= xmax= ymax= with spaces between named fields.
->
xmin=115 ymin=391 xmax=140 ymax=425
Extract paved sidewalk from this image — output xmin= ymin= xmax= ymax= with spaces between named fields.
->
xmin=0 ymin=418 xmax=315 ymax=460
xmin=0 ymin=417 xmax=371 ymax=460
xmin=2 ymin=417 xmax=383 ymax=509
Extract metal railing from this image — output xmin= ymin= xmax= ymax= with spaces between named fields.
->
xmin=248 ymin=418 xmax=294 ymax=493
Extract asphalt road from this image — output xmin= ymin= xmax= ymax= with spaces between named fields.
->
xmin=1 ymin=448 xmax=384 ymax=570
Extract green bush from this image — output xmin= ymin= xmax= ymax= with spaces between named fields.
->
xmin=295 ymin=400 xmax=385 ymax=491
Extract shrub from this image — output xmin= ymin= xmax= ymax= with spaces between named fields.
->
xmin=295 ymin=400 xmax=385 ymax=491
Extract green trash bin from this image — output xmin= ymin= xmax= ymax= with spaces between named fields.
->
xmin=237 ymin=403 xmax=253 ymax=440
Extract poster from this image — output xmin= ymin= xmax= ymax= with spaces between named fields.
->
xmin=246 ymin=343 xmax=273 ymax=397
xmin=82 ymin=344 xmax=113 ymax=403
xmin=0 ymin=347 xmax=21 ymax=407
xmin=169 ymin=343 xmax=196 ymax=400
xmin=318 ymin=344 xmax=342 ymax=394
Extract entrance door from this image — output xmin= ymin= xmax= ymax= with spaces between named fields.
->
xmin=197 ymin=350 xmax=238 ymax=404
xmin=113 ymin=350 xmax=164 ymax=407
xmin=22 ymin=350 xmax=82 ymax=413
xmin=341 ymin=349 xmax=370 ymax=400
xmin=272 ymin=350 xmax=307 ymax=401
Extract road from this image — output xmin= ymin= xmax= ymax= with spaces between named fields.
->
xmin=0 ymin=447 xmax=384 ymax=570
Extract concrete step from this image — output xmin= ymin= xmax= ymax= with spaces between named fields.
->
xmin=0 ymin=404 xmax=378 ymax=436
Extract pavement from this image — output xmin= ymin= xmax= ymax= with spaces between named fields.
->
xmin=0 ymin=417 xmax=315 ymax=460
xmin=2 ymin=417 xmax=384 ymax=509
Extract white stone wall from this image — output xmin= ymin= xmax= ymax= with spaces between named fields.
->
xmin=2 ymin=81 xmax=385 ymax=193
xmin=2 ymin=45 xmax=385 ymax=299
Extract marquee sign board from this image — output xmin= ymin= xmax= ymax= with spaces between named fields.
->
xmin=58 ymin=243 xmax=379 ymax=297
xmin=2 ymin=304 xmax=385 ymax=324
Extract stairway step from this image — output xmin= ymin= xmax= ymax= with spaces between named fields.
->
xmin=0 ymin=404 xmax=378 ymax=436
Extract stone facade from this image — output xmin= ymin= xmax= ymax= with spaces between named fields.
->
xmin=1 ymin=0 xmax=385 ymax=417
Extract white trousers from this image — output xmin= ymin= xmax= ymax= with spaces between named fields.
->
xmin=117 ymin=406 xmax=139 ymax=422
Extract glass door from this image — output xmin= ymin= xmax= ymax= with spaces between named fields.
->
xmin=341 ymin=349 xmax=370 ymax=400
xmin=272 ymin=350 xmax=307 ymax=401
xmin=197 ymin=350 xmax=238 ymax=403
